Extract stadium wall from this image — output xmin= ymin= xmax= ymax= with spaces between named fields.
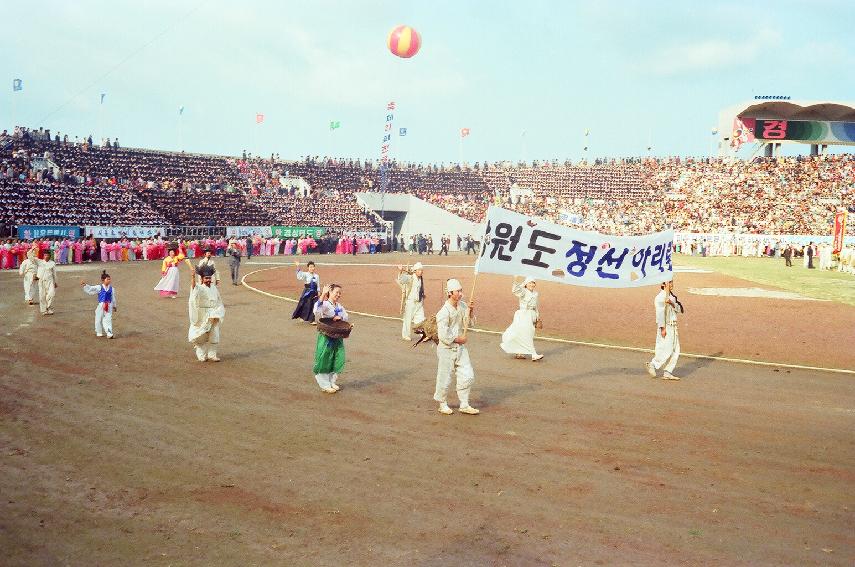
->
xmin=354 ymin=192 xmax=481 ymax=247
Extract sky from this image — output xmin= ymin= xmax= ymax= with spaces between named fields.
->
xmin=2 ymin=0 xmax=854 ymax=163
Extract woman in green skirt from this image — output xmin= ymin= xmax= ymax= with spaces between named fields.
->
xmin=312 ymin=284 xmax=349 ymax=393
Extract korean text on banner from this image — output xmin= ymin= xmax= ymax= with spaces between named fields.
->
xmin=474 ymin=206 xmax=674 ymax=288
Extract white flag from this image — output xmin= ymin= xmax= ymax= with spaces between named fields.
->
xmin=474 ymin=206 xmax=673 ymax=288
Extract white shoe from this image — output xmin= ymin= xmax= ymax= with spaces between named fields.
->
xmin=321 ymin=387 xmax=337 ymax=394
xmin=532 ymin=354 xmax=544 ymax=361
xmin=331 ymin=384 xmax=340 ymax=391
xmin=438 ymin=403 xmax=453 ymax=415
xmin=107 ymin=334 xmax=114 ymax=339
xmin=207 ymin=354 xmax=221 ymax=362
xmin=96 ymin=333 xmax=104 ymax=337
xmin=459 ymin=405 xmax=480 ymax=415
xmin=662 ymin=372 xmax=680 ymax=381
xmin=402 ymin=336 xmax=411 ymax=341
xmin=645 ymin=362 xmax=657 ymax=378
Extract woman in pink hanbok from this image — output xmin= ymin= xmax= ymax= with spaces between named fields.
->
xmin=73 ymin=240 xmax=84 ymax=264
xmin=100 ymin=240 xmax=109 ymax=262
xmin=0 ymin=241 xmax=11 ymax=269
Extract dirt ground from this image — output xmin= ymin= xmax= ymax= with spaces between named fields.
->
xmin=1 ymin=252 xmax=853 ymax=566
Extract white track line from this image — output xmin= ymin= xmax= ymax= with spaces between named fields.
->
xmin=241 ymin=266 xmax=855 ymax=376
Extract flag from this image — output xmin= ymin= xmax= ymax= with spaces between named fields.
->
xmin=256 ymin=113 xmax=264 ymax=124
xmin=100 ymin=93 xmax=106 ymax=104
xmin=329 ymin=120 xmax=341 ymax=130
xmin=179 ymin=105 xmax=185 ymax=115
xmin=475 ymin=206 xmax=673 ymax=288
xmin=460 ymin=127 xmax=470 ymax=138
xmin=584 ymin=129 xmax=590 ymax=136
xmin=12 ymin=78 xmax=22 ymax=92
xmin=399 ymin=127 xmax=407 ymax=136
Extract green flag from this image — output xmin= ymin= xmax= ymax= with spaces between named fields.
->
xmin=329 ymin=120 xmax=341 ymax=130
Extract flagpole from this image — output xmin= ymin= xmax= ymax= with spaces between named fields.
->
xmin=462 ymin=272 xmax=478 ymax=339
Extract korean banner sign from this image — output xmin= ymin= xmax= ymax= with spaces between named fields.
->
xmin=474 ymin=206 xmax=674 ymax=288
xmin=18 ymin=225 xmax=80 ymax=239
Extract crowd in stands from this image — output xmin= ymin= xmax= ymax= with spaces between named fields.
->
xmin=2 ymin=126 xmax=854 ymax=242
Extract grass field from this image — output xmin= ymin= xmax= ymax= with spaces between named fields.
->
xmin=675 ymin=255 xmax=855 ymax=306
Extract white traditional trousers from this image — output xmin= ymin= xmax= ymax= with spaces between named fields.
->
xmin=38 ymin=280 xmax=55 ymax=313
xmin=650 ymin=324 xmax=680 ymax=373
xmin=192 ymin=321 xmax=220 ymax=360
xmin=434 ymin=346 xmax=475 ymax=406
xmin=95 ymin=303 xmax=114 ymax=336
xmin=402 ymin=299 xmax=426 ymax=339
xmin=23 ymin=273 xmax=35 ymax=302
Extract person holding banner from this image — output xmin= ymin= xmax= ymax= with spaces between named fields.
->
xmin=433 ymin=278 xmax=479 ymax=415
xmin=646 ymin=280 xmax=683 ymax=381
xmin=500 ymin=276 xmax=544 ymax=361
xmin=397 ymin=262 xmax=426 ymax=341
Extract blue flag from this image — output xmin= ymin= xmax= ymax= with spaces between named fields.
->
xmin=12 ymin=79 xmax=22 ymax=92
xmin=100 ymin=93 xmax=106 ymax=104
xmin=179 ymin=105 xmax=185 ymax=115
xmin=399 ymin=127 xmax=407 ymax=136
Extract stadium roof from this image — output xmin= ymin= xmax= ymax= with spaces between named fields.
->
xmin=737 ymin=101 xmax=855 ymax=122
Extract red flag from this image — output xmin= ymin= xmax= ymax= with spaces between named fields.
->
xmin=460 ymin=127 xmax=470 ymax=138
xmin=256 ymin=113 xmax=264 ymax=124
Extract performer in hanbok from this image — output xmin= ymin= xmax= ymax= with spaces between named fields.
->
xmin=645 ymin=280 xmax=684 ymax=381
xmin=195 ymin=247 xmax=221 ymax=288
xmin=433 ymin=279 xmax=479 ymax=415
xmin=397 ymin=262 xmax=426 ymax=340
xmin=35 ymin=255 xmax=58 ymax=315
xmin=292 ymin=261 xmax=320 ymax=323
xmin=154 ymin=246 xmax=184 ymax=298
xmin=312 ymin=284 xmax=349 ymax=393
xmin=500 ymin=276 xmax=544 ymax=361
xmin=80 ymin=270 xmax=117 ymax=338
xmin=187 ymin=262 xmax=225 ymax=362
xmin=18 ymin=254 xmax=38 ymax=304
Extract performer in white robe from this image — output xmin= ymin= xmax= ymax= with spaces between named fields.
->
xmin=35 ymin=256 xmax=57 ymax=315
xmin=81 ymin=270 xmax=117 ymax=338
xmin=433 ymin=278 xmax=479 ymax=415
xmin=500 ymin=276 xmax=543 ymax=361
xmin=187 ymin=262 xmax=225 ymax=362
xmin=646 ymin=280 xmax=683 ymax=380
xmin=397 ymin=262 xmax=426 ymax=340
xmin=18 ymin=255 xmax=38 ymax=304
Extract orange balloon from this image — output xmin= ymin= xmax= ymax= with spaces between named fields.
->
xmin=387 ymin=25 xmax=421 ymax=59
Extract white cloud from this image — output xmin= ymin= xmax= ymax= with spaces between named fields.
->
xmin=642 ymin=28 xmax=782 ymax=77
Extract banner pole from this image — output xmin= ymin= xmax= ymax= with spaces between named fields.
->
xmin=462 ymin=271 xmax=478 ymax=339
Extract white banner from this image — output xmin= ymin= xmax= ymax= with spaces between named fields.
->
xmin=226 ymin=226 xmax=273 ymax=238
xmin=475 ymin=206 xmax=674 ymax=288
xmin=85 ymin=226 xmax=165 ymax=239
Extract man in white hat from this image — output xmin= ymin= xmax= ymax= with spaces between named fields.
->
xmin=646 ymin=279 xmax=682 ymax=380
xmin=433 ymin=278 xmax=479 ymax=415
xmin=397 ymin=262 xmax=426 ymax=340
